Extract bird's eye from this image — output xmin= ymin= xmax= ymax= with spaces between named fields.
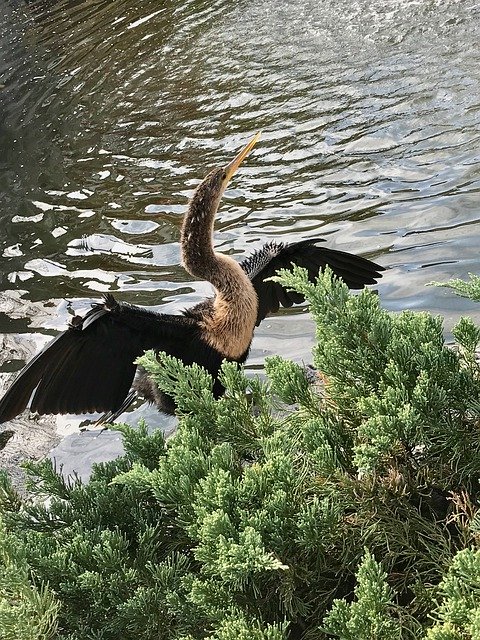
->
xmin=221 ymin=171 xmax=227 ymax=181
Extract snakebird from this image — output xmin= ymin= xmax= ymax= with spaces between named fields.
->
xmin=0 ymin=132 xmax=384 ymax=423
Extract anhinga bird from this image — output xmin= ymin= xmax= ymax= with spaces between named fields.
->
xmin=0 ymin=132 xmax=384 ymax=424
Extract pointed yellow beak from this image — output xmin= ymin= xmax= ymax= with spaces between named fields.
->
xmin=224 ymin=131 xmax=261 ymax=182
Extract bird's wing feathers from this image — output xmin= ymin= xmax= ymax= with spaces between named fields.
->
xmin=240 ymin=239 xmax=384 ymax=325
xmin=0 ymin=295 xmax=194 ymax=422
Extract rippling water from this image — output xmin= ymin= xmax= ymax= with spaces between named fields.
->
xmin=1 ymin=0 xmax=480 ymax=475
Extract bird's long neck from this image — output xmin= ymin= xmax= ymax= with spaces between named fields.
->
xmin=181 ymin=180 xmax=258 ymax=358
xmin=181 ymin=185 xmax=220 ymax=285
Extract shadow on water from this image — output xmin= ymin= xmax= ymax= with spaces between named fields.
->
xmin=0 ymin=0 xmax=479 ymax=477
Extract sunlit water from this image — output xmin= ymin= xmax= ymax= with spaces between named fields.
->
xmin=1 ymin=0 xmax=479 ymax=477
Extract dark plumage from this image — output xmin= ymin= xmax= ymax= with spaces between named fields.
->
xmin=0 ymin=133 xmax=384 ymax=424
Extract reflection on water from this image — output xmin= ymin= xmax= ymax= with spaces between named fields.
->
xmin=1 ymin=0 xmax=480 ymax=476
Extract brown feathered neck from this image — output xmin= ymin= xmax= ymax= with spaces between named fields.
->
xmin=181 ymin=168 xmax=258 ymax=358
xmin=181 ymin=169 xmax=223 ymax=281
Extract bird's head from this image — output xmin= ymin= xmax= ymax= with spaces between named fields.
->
xmin=192 ymin=131 xmax=261 ymax=214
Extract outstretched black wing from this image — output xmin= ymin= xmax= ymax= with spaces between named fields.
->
xmin=240 ymin=238 xmax=385 ymax=325
xmin=0 ymin=294 xmax=195 ymax=423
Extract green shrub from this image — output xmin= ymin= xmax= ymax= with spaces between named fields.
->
xmin=430 ymin=273 xmax=480 ymax=303
xmin=321 ymin=549 xmax=400 ymax=640
xmin=2 ymin=269 xmax=480 ymax=639
xmin=0 ymin=477 xmax=60 ymax=640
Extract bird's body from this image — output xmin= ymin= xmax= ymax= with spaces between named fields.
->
xmin=0 ymin=133 xmax=384 ymax=424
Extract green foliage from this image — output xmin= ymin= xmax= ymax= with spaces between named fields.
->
xmin=265 ymin=357 xmax=317 ymax=409
xmin=274 ymin=266 xmax=480 ymax=479
xmin=425 ymin=548 xmax=480 ymax=640
xmin=0 ymin=516 xmax=60 ymax=639
xmin=322 ymin=549 xmax=401 ymax=640
xmin=0 ymin=470 xmax=21 ymax=512
xmin=430 ymin=273 xmax=480 ymax=302
xmin=204 ymin=617 xmax=288 ymax=640
xmin=2 ymin=269 xmax=480 ymax=639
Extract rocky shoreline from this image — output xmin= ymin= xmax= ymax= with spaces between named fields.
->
xmin=0 ymin=411 xmax=61 ymax=494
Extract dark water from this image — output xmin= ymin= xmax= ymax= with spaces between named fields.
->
xmin=1 ymin=0 xmax=480 ymax=475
